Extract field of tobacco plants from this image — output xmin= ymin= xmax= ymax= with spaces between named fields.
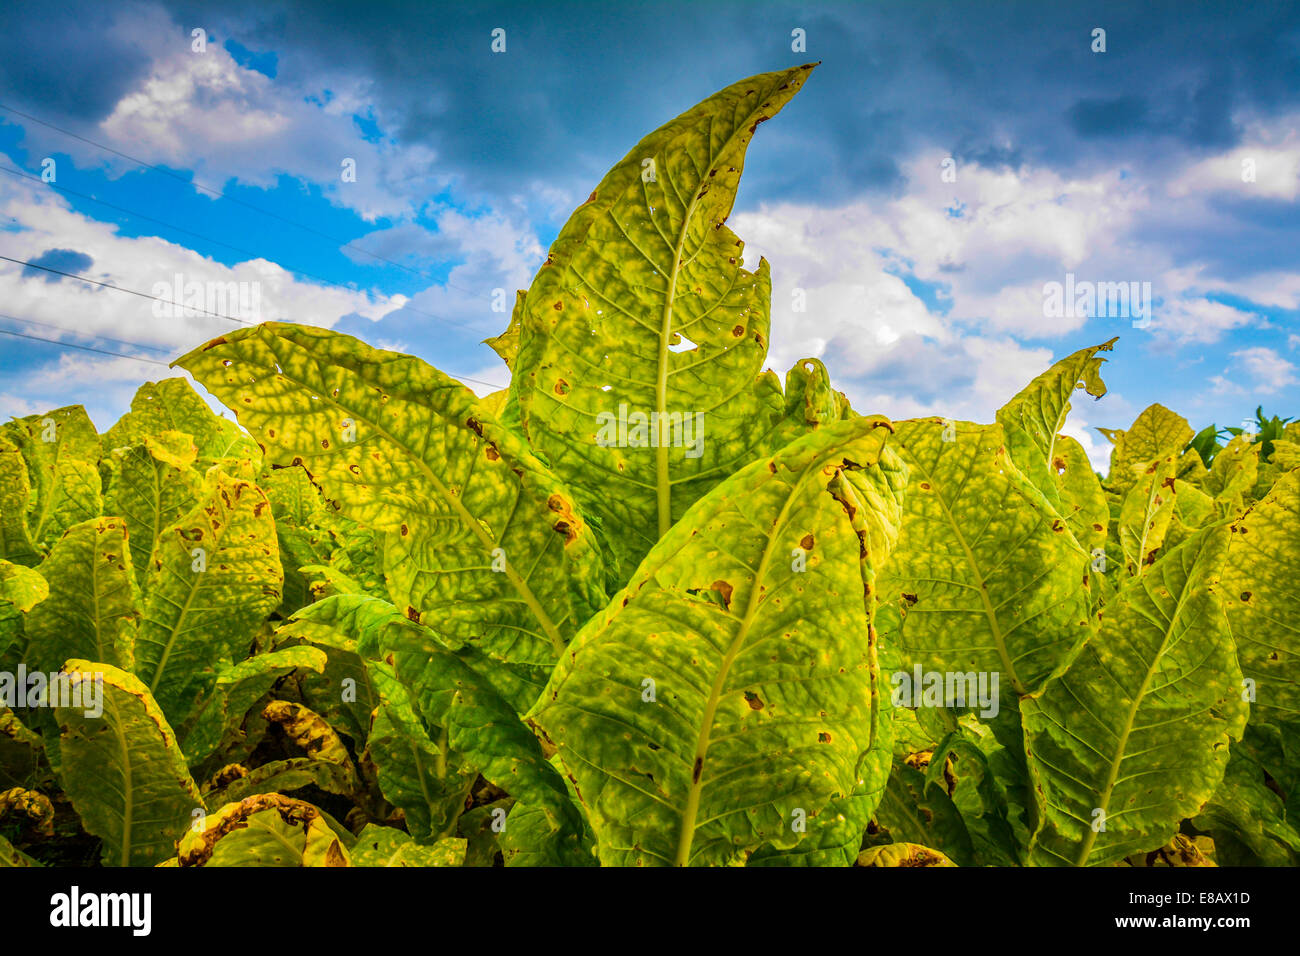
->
xmin=1 ymin=65 xmax=1297 ymax=868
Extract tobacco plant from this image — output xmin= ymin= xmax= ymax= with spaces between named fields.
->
xmin=1 ymin=64 xmax=1298 ymax=867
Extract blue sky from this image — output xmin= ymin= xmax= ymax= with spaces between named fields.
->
xmin=0 ymin=0 xmax=1297 ymax=470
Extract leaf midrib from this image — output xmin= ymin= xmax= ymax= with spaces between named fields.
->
xmin=905 ymin=449 xmax=1027 ymax=696
xmin=1070 ymin=561 xmax=1198 ymax=866
xmin=672 ymin=452 xmax=818 ymax=866
xmin=653 ymin=100 xmax=778 ymax=539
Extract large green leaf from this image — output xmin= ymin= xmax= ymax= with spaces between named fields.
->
xmin=134 ymin=471 xmax=282 ymax=723
xmin=54 ymin=661 xmax=203 ymax=866
xmin=289 ymin=593 xmax=585 ymax=854
xmin=106 ymin=432 xmax=201 ymax=583
xmin=746 ymin=697 xmax=894 ymax=867
xmin=177 ymin=323 xmax=607 ymax=662
xmin=365 ymin=663 xmax=476 ymax=841
xmin=104 ymin=377 xmax=259 ymax=470
xmin=1221 ymin=468 xmax=1300 ymax=771
xmin=0 ymin=445 xmax=38 ymax=566
xmin=1 ymin=406 xmax=102 ymax=551
xmin=528 ymin=415 xmax=906 ymax=866
xmin=24 ymin=517 xmax=139 ymax=673
xmin=1022 ymin=527 xmax=1247 ymax=866
xmin=875 ymin=419 xmax=1093 ymax=710
xmin=512 ymin=65 xmax=817 ymax=578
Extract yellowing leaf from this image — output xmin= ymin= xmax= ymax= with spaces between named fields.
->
xmin=177 ymin=323 xmax=607 ymax=663
xmin=1 ymin=406 xmax=102 ymax=551
xmin=512 ymin=65 xmax=817 ymax=578
xmin=1222 ymin=469 xmax=1300 ymax=735
xmin=25 ymin=517 xmax=139 ymax=673
xmin=856 ymin=842 xmax=956 ymax=867
xmin=106 ymin=433 xmax=201 ymax=583
xmin=876 ymin=420 xmax=1093 ymax=708
xmin=529 ymin=416 xmax=905 ymax=866
xmin=134 ymin=472 xmax=282 ymax=723
xmin=54 ymin=661 xmax=203 ymax=867
xmin=1100 ymin=403 xmax=1194 ymax=492
xmin=176 ymin=794 xmax=348 ymax=867
xmin=997 ymin=337 xmax=1114 ymax=506
xmin=1022 ymin=528 xmax=1247 ymax=866
xmin=105 ymin=377 xmax=259 ymax=471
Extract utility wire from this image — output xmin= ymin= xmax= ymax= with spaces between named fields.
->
xmin=0 ymin=326 xmax=170 ymax=366
xmin=0 ymin=100 xmax=493 ymax=297
xmin=0 ymin=311 xmax=507 ymax=391
xmin=0 ymin=253 xmax=253 ymax=325
xmin=0 ymin=163 xmax=487 ymax=334
xmin=0 ymin=311 xmax=172 ymax=354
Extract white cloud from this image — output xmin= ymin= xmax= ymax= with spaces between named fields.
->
xmin=1150 ymin=296 xmax=1260 ymax=344
xmin=1227 ymin=346 xmax=1298 ymax=393
xmin=0 ymin=176 xmax=400 ymax=355
xmin=730 ymin=198 xmax=1064 ymax=426
xmin=1166 ymin=120 xmax=1300 ymax=202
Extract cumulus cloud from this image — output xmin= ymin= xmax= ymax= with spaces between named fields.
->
xmin=1166 ymin=117 xmax=1300 ymax=202
xmin=1225 ymin=347 xmax=1298 ymax=393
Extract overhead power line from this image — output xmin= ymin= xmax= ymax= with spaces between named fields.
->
xmin=0 ymin=311 xmax=507 ymax=391
xmin=0 ymin=163 xmax=487 ymax=334
xmin=0 ymin=326 xmax=170 ymax=366
xmin=0 ymin=100 xmax=494 ymax=298
xmin=0 ymin=252 xmax=253 ymax=325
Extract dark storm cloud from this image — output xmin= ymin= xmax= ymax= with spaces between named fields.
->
xmin=0 ymin=3 xmax=153 ymax=122
xmin=5 ymin=0 xmax=1299 ymax=208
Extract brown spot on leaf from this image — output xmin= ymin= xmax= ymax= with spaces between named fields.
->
xmin=712 ymin=579 xmax=734 ymax=610
xmin=692 ymin=757 xmax=703 ymax=782
xmin=901 ymin=592 xmax=919 ymax=606
xmin=800 ymin=534 xmax=814 ymax=550
xmin=818 ymin=732 xmax=832 ymax=743
xmin=744 ymin=691 xmax=763 ymax=710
